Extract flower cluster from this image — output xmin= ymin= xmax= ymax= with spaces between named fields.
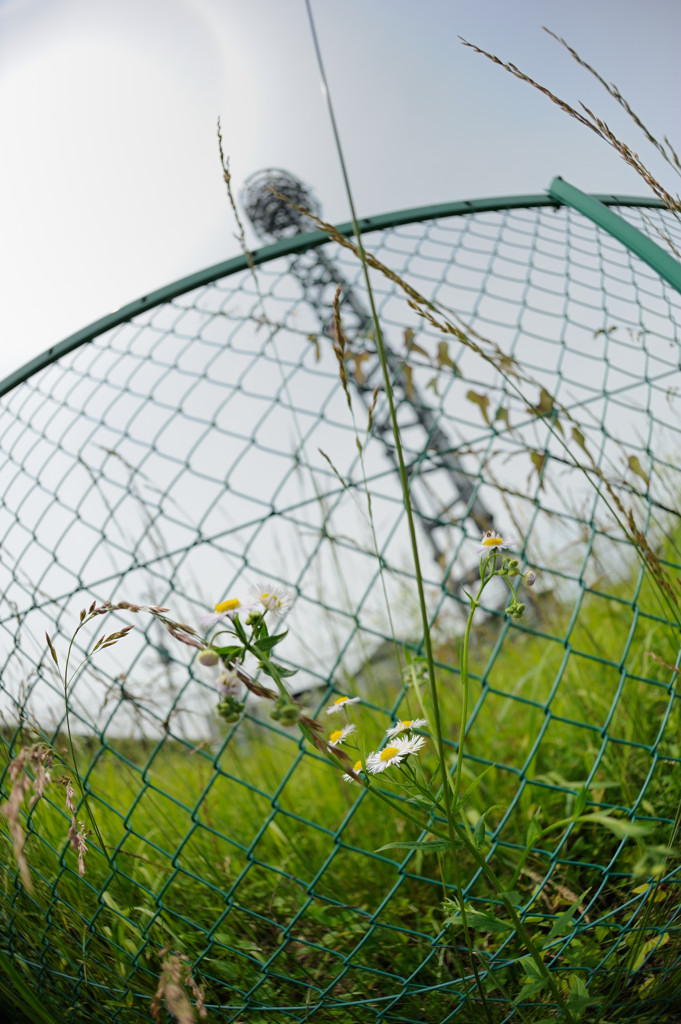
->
xmin=199 ymin=582 xmax=294 ymax=631
xmin=195 ymin=581 xmax=297 ymax=723
xmin=322 ymin=694 xmax=429 ymax=784
xmin=474 ymin=531 xmax=536 ymax=620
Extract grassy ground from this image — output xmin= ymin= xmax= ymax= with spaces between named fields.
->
xmin=2 ymin=547 xmax=680 ymax=1024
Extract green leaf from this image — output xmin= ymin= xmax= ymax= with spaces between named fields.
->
xmin=627 ymin=454 xmax=650 ymax=487
xmin=566 ymin=975 xmax=591 ymax=1019
xmin=518 ymin=954 xmax=545 ymax=982
xmin=526 ymin=815 xmax=542 ymax=846
xmin=572 ymin=425 xmax=588 ymax=453
xmin=445 ymin=904 xmax=514 ymax=935
xmin=532 ymin=386 xmax=556 ymax=418
xmin=497 ymin=889 xmax=523 ymax=908
xmin=260 ymin=660 xmax=298 ymax=679
xmin=405 ymin=795 xmax=436 ymax=809
xmin=513 ymin=956 xmax=549 ymax=1002
xmin=252 ymin=630 xmax=288 ymax=653
xmin=404 ymin=327 xmax=428 ymax=358
xmin=577 ymin=812 xmax=653 ymax=839
xmin=443 ymin=897 xmax=510 ymax=933
xmin=214 ymin=645 xmax=243 ymax=662
xmin=573 ymin=785 xmax=588 ymax=818
xmin=630 ymin=932 xmax=669 ymax=973
xmin=495 ymin=405 xmax=511 ymax=430
xmin=473 ymin=804 xmax=504 ymax=850
xmin=530 ymin=450 xmax=546 ymax=485
xmin=515 ymin=976 xmax=549 ymax=1003
xmin=466 ymin=389 xmax=491 ymax=425
xmin=376 ymin=839 xmax=453 ymax=854
xmin=456 ymin=764 xmax=496 ymax=813
xmin=45 ymin=632 xmax=59 ymax=667
xmin=436 ymin=340 xmax=459 ymax=375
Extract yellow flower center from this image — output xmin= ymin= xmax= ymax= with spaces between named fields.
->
xmin=482 ymin=535 xmax=503 ymax=547
xmin=333 ymin=697 xmax=349 ymax=706
xmin=353 ymin=760 xmax=362 ymax=773
xmin=380 ymin=745 xmax=400 ymax=762
xmin=329 ymin=729 xmax=344 ymax=744
xmin=215 ymin=598 xmax=241 ymax=613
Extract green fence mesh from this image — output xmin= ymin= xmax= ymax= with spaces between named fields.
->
xmin=1 ymin=186 xmax=681 ymax=1023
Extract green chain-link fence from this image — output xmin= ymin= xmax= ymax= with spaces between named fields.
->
xmin=1 ymin=181 xmax=681 ymax=1022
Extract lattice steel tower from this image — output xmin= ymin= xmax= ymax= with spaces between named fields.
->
xmin=242 ymin=169 xmax=494 ymax=569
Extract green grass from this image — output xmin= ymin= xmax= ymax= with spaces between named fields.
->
xmin=2 ymin=549 xmax=681 ymax=1023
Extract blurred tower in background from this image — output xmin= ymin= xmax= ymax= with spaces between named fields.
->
xmin=242 ymin=169 xmax=494 ymax=570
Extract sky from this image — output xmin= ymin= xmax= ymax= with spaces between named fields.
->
xmin=1 ymin=0 xmax=679 ymax=382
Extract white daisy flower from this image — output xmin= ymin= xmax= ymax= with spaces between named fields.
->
xmin=476 ymin=530 xmax=516 ymax=554
xmin=326 ymin=696 xmax=361 ymax=715
xmin=199 ymin=596 xmax=258 ymax=630
xmin=248 ymin=583 xmax=296 ymax=615
xmin=366 ymin=742 xmax=405 ymax=774
xmin=395 ymin=733 xmax=428 ymax=758
xmin=367 ymin=733 xmax=427 ymax=774
xmin=327 ymin=723 xmax=357 ymax=748
xmin=342 ymin=760 xmax=365 ymax=783
xmin=385 ymin=718 xmax=428 ymax=738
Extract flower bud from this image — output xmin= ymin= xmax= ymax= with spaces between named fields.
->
xmin=278 ymin=706 xmax=301 ymax=727
xmin=217 ymin=696 xmax=245 ymax=722
xmin=524 ymin=571 xmax=536 ymax=587
xmin=271 ymin=695 xmax=301 ymax=727
xmin=504 ymin=600 xmax=526 ymax=620
xmin=198 ymin=647 xmax=220 ymax=667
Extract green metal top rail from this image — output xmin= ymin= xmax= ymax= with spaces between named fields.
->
xmin=0 ymin=184 xmax=669 ymax=401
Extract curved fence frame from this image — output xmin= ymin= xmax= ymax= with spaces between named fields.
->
xmin=1 ymin=184 xmax=669 ymax=400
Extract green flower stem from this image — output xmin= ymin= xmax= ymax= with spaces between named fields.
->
xmin=231 ymin=617 xmax=289 ymax=700
xmin=451 ymin=819 xmax=576 ymax=1021
xmin=453 ymin=580 xmax=482 ymax=808
xmin=250 ymin=648 xmax=289 ymax=699
xmin=360 ymin=781 xmax=451 ymax=844
xmin=399 ymin=762 xmax=448 ymax=815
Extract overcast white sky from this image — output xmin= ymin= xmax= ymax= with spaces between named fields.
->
xmin=1 ymin=0 xmax=679 ymax=382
